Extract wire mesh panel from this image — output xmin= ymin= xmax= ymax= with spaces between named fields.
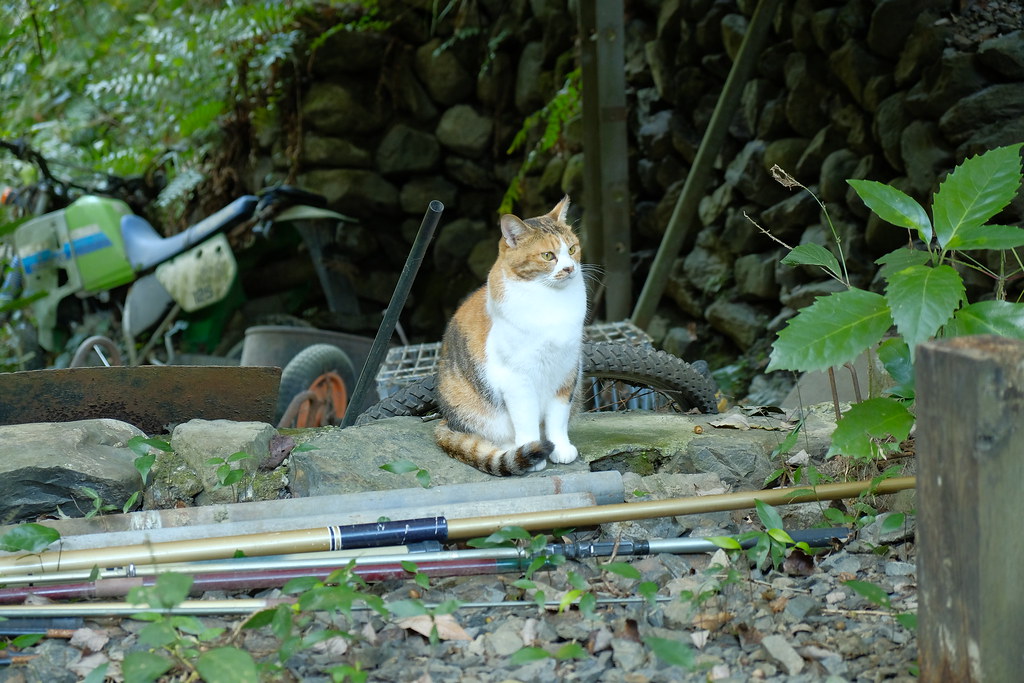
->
xmin=375 ymin=321 xmax=672 ymax=412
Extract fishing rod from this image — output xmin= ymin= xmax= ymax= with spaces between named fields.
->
xmin=0 ymin=528 xmax=847 ymax=604
xmin=0 ymin=476 xmax=912 ymax=577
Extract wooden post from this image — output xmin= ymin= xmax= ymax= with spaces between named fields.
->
xmin=578 ymin=0 xmax=630 ymax=321
xmin=917 ymin=335 xmax=1024 ymax=681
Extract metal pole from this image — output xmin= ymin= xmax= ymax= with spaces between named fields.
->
xmin=340 ymin=200 xmax=443 ymax=426
xmin=631 ymin=0 xmax=782 ymax=329
xmin=0 ymin=476 xmax=913 ymax=578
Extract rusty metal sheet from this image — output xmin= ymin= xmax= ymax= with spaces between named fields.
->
xmin=0 ymin=365 xmax=281 ymax=434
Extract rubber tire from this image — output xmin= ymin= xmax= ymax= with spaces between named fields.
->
xmin=355 ymin=341 xmax=718 ymax=424
xmin=276 ymin=344 xmax=356 ymax=423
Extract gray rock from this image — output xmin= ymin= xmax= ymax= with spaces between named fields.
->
xmin=0 ymin=419 xmax=144 ymax=522
xmin=376 ymin=124 xmax=440 ymax=175
xmin=721 ymin=13 xmax=748 ymax=62
xmin=828 ymin=39 xmax=889 ymax=107
xmin=906 ymin=50 xmax=988 ymax=119
xmin=760 ymin=191 xmax=822 ymax=243
xmin=978 ymin=30 xmax=1024 ymax=79
xmin=784 ymin=55 xmax=830 ymax=138
xmin=683 ymin=244 xmax=733 ymax=294
xmin=725 ymin=140 xmax=788 ymax=206
xmin=873 ymin=92 xmax=911 ymax=172
xmin=515 ymin=41 xmax=548 ymax=114
xmin=761 ymin=634 xmax=804 ymax=675
xmin=867 ymin=0 xmax=940 ymax=59
xmin=735 ymin=252 xmax=780 ymax=301
xmin=444 ymin=156 xmax=496 ymax=189
xmin=400 ymin=176 xmax=458 ymax=215
xmin=297 ymin=168 xmax=399 ymax=214
xmin=764 ymin=138 xmax=810 ymax=179
xmin=435 ymin=105 xmax=494 ymax=158
xmin=301 ymin=134 xmax=372 ymax=168
xmin=309 ymin=29 xmax=388 ymax=75
xmin=894 ymin=16 xmax=947 ymax=86
xmin=780 ymin=279 xmax=847 ymax=310
xmin=414 ymin=39 xmax=474 ymax=106
xmin=819 ymin=149 xmax=860 ymax=204
xmin=796 ymin=125 xmax=847 ymax=182
xmin=705 ymin=299 xmax=768 ymax=350
xmin=698 ymin=183 xmax=734 ymax=227
xmin=301 ymin=82 xmax=384 ymax=135
xmin=939 ymin=83 xmax=1024 ymax=144
xmin=433 ymin=217 xmax=490 ymax=273
xmin=662 ymin=325 xmax=698 ymax=360
xmin=900 ymin=120 xmax=953 ymax=198
xmin=170 ymin=419 xmax=276 ymax=505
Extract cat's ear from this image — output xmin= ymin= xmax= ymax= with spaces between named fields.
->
xmin=548 ymin=195 xmax=570 ymax=223
xmin=500 ymin=214 xmax=530 ymax=247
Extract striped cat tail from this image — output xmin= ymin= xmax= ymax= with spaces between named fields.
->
xmin=434 ymin=420 xmax=552 ymax=476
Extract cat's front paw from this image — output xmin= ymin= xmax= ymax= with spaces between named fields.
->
xmin=549 ymin=443 xmax=578 ymax=464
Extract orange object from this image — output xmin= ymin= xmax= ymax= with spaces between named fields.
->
xmin=294 ymin=371 xmax=348 ymax=428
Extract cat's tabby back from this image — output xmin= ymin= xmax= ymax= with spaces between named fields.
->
xmin=435 ymin=196 xmax=587 ymax=476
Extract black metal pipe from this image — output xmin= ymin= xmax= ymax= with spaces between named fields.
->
xmin=341 ymin=200 xmax=443 ymax=427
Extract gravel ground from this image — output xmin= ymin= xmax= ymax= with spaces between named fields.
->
xmin=0 ymin=513 xmax=917 ymax=682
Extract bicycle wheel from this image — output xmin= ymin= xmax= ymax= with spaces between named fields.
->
xmin=354 ymin=341 xmax=718 ymax=424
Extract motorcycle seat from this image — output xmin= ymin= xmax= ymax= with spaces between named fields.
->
xmin=122 ymin=195 xmax=259 ymax=271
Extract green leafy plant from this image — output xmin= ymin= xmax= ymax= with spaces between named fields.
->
xmin=379 ymin=459 xmax=431 ymax=488
xmin=125 ymin=572 xmax=259 ymax=682
xmin=77 ymin=486 xmax=119 ymax=518
xmin=510 ymin=641 xmax=588 ymax=665
xmin=844 ymin=579 xmax=917 ymax=630
xmin=124 ymin=435 xmax=173 ymax=512
xmin=709 ymin=500 xmax=814 ymax=572
xmin=767 ymin=144 xmax=1024 ymax=460
xmin=500 ymin=67 xmax=582 ymax=214
xmin=206 ymin=451 xmax=252 ymax=500
xmin=0 ymin=522 xmax=60 ymax=554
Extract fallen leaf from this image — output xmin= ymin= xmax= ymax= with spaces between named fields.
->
xmin=709 ymin=663 xmax=731 ymax=680
xmin=397 ymin=614 xmax=472 ymax=641
xmin=785 ymin=449 xmax=811 ymax=466
xmin=709 ymin=414 xmax=752 ymax=430
xmin=615 ymin=618 xmax=641 ymax=642
xmin=69 ymin=652 xmax=109 ymax=679
xmin=310 ymin=635 xmax=348 ymax=656
xmin=693 ymin=611 xmax=733 ymax=631
xmin=783 ymin=549 xmax=817 ymax=576
xmin=768 ymin=596 xmax=789 ymax=613
xmin=588 ymin=626 xmax=614 ymax=653
xmin=690 ymin=630 xmax=710 ymax=649
xmin=70 ymin=627 xmax=110 ymax=652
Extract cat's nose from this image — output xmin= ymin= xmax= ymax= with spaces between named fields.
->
xmin=561 ymin=264 xmax=574 ymax=275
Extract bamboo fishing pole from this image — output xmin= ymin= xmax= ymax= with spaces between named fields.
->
xmin=0 ymin=476 xmax=914 ymax=577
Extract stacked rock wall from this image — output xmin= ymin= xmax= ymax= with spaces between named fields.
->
xmin=245 ymin=0 xmax=1024 ymax=397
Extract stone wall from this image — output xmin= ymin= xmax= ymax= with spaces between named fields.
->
xmin=244 ymin=0 xmax=1024 ymax=398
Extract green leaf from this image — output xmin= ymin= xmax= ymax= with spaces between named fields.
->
xmin=644 ymin=635 xmax=696 ymax=669
xmin=946 ymin=300 xmax=1024 ymax=339
xmin=755 ymin=500 xmax=785 ymax=531
xmin=638 ymin=581 xmax=659 ymax=604
xmin=558 ymin=589 xmax=583 ymax=613
xmin=122 ymin=651 xmax=174 ymax=683
xmin=602 ymin=562 xmax=641 ymax=580
xmin=380 ymin=460 xmax=420 ymax=475
xmin=896 ymin=612 xmax=918 ymax=630
xmin=196 ymin=647 xmax=258 ymax=683
xmin=82 ymin=662 xmax=109 ymax=683
xmin=933 ymin=143 xmax=1023 ymax=250
xmin=844 ymin=579 xmax=892 ymax=609
xmin=226 ymin=452 xmax=251 ymax=463
xmin=827 ymin=397 xmax=915 ymax=461
xmin=884 ymin=264 xmax=965 ymax=356
xmin=877 ymin=338 xmax=914 ymax=399
xmin=510 ymin=646 xmax=551 ymax=665
xmin=241 ymin=608 xmax=277 ymax=630
xmin=414 ymin=468 xmax=431 ymax=488
xmin=0 ymin=523 xmax=60 ymax=553
xmin=768 ymin=288 xmax=893 ymax=373
xmin=707 ymin=535 xmax=743 ymax=550
xmin=881 ymin=512 xmax=907 ymax=534
xmin=555 ymin=641 xmax=589 ymax=660
xmin=848 ymin=179 xmax=933 ymax=243
xmin=945 ymin=224 xmax=1024 ymax=250
xmin=12 ymin=632 xmax=44 ymax=648
xmin=780 ymin=243 xmax=842 ymax=279
xmin=386 ymin=599 xmax=429 ymax=618
xmin=767 ymin=528 xmax=795 ymax=545
xmin=875 ymin=248 xmax=933 ymax=281
xmin=151 ymin=572 xmax=193 ymax=609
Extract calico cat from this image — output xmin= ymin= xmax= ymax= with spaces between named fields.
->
xmin=434 ymin=196 xmax=586 ymax=476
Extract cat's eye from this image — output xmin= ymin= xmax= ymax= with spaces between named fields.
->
xmin=569 ymin=245 xmax=578 ymax=255
xmin=541 ymin=251 xmax=555 ymax=261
